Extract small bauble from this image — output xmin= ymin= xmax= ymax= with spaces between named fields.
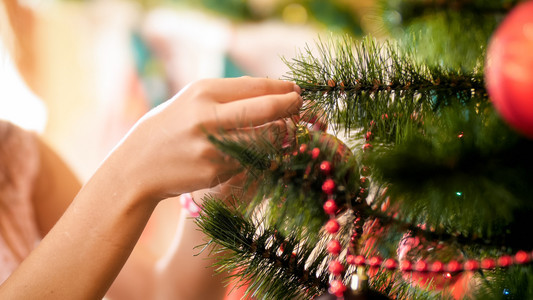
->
xmin=485 ymin=1 xmax=533 ymax=138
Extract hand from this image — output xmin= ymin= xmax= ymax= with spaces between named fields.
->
xmin=108 ymin=77 xmax=302 ymax=202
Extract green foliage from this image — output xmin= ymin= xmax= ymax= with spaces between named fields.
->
xmin=377 ymin=0 xmax=526 ymax=70
xmin=195 ymin=197 xmax=329 ymax=300
xmin=198 ymin=1 xmax=533 ymax=298
xmin=283 ymin=35 xmax=486 ymax=143
xmin=473 ymin=266 xmax=533 ymax=300
xmin=209 ymin=129 xmax=361 ymax=244
xmin=367 ymin=104 xmax=533 ymax=249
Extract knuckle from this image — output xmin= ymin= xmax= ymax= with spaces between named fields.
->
xmin=187 ymin=79 xmax=213 ymax=99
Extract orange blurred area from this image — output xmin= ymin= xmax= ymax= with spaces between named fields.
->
xmin=0 ymin=0 xmax=335 ymax=181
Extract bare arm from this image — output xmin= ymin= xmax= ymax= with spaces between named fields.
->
xmin=0 ymin=77 xmax=301 ymax=299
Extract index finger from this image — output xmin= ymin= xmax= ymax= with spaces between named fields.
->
xmin=198 ymin=77 xmax=301 ymax=103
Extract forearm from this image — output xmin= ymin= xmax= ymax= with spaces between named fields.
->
xmin=0 ymin=155 xmax=157 ymax=299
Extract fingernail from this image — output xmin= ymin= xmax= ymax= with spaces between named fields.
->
xmin=294 ymin=84 xmax=302 ymax=94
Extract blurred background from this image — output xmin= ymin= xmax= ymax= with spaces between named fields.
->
xmin=0 ymin=0 xmax=375 ymax=181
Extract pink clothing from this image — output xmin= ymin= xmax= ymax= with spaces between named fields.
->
xmin=0 ymin=121 xmax=42 ymax=284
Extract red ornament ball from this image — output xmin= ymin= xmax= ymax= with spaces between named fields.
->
xmin=485 ymin=1 xmax=533 ymax=138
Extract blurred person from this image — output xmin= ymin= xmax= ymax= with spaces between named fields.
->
xmin=0 ymin=1 xmax=306 ymax=299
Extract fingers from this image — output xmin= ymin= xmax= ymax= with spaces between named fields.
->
xmin=197 ymin=77 xmax=301 ymax=103
xmin=223 ymin=119 xmax=288 ymax=149
xmin=215 ymin=91 xmax=303 ymax=129
xmin=299 ymin=101 xmax=328 ymax=131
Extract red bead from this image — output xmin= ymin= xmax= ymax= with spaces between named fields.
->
xmin=353 ymin=255 xmax=366 ymax=266
xmin=325 ymin=219 xmax=340 ymax=234
xmin=322 ymin=179 xmax=336 ymax=194
xmin=329 ymin=280 xmax=346 ymax=297
xmin=498 ymin=255 xmax=513 ymax=267
xmin=328 ymin=260 xmax=344 ymax=276
xmin=446 ymin=260 xmax=462 ymax=273
xmin=311 ymin=148 xmax=320 ymax=159
xmin=384 ymin=258 xmax=397 ymax=270
xmin=400 ymin=260 xmax=413 ymax=272
xmin=299 ymin=144 xmax=308 ymax=153
xmin=430 ymin=261 xmax=444 ymax=273
xmin=320 ymin=161 xmax=332 ymax=175
xmin=414 ymin=260 xmax=428 ymax=272
xmin=323 ymin=199 xmax=338 ymax=215
xmin=346 ymin=255 xmax=356 ymax=265
xmin=368 ymin=256 xmax=382 ymax=268
xmin=481 ymin=258 xmax=496 ymax=269
xmin=327 ymin=240 xmax=342 ymax=255
xmin=365 ymin=131 xmax=373 ymax=141
xmin=464 ymin=260 xmax=479 ymax=271
xmin=515 ymin=251 xmax=530 ymax=264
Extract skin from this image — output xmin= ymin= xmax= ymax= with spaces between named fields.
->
xmin=0 ymin=77 xmax=302 ymax=299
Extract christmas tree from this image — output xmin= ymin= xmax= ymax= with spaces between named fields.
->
xmin=195 ymin=1 xmax=533 ymax=299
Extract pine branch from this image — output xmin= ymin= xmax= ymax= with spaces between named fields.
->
xmin=374 ymin=0 xmax=523 ymax=70
xmin=209 ymin=129 xmax=362 ymax=244
xmin=195 ymin=197 xmax=329 ymax=300
xmin=380 ymin=0 xmax=522 ymax=21
xmin=283 ymin=35 xmax=486 ymax=143
xmin=473 ymin=265 xmax=533 ymax=299
xmin=366 ymin=105 xmax=533 ymax=250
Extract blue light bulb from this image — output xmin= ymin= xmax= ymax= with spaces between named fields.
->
xmin=503 ymin=288 xmax=510 ymax=295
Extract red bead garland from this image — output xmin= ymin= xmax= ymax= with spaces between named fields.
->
xmin=315 ymin=126 xmax=533 ymax=299
xmin=339 ymin=251 xmax=532 ymax=275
